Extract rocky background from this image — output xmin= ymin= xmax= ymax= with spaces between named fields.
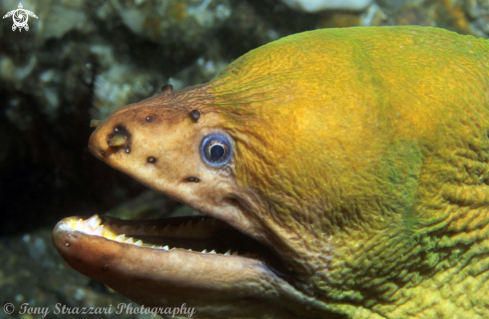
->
xmin=1 ymin=0 xmax=488 ymax=318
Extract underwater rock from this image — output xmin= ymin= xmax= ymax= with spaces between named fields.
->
xmin=111 ymin=0 xmax=231 ymax=47
xmin=281 ymin=0 xmax=372 ymax=12
xmin=464 ymin=0 xmax=489 ymax=37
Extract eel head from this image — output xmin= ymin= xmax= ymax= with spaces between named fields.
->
xmin=52 ymin=85 xmax=335 ymax=319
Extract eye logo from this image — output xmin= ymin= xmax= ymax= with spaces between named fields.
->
xmin=3 ymin=3 xmax=38 ymax=32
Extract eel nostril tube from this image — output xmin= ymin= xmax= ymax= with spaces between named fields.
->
xmin=108 ymin=135 xmax=126 ymax=147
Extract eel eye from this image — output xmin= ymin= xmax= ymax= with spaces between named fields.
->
xmin=201 ymin=134 xmax=232 ymax=167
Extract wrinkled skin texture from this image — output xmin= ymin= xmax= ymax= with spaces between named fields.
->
xmin=56 ymin=27 xmax=489 ymax=318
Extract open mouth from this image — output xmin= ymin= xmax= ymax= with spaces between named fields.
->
xmin=54 ymin=214 xmax=289 ymax=278
xmin=52 ymin=210 xmax=329 ymax=318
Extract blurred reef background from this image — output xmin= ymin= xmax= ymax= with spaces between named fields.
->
xmin=1 ymin=0 xmax=489 ymax=318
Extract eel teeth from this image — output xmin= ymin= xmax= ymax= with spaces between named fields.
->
xmin=73 ymin=219 xmax=83 ymax=229
xmin=224 ymin=250 xmax=231 ymax=256
xmin=201 ymin=249 xmax=207 ymax=254
xmin=125 ymin=237 xmax=134 ymax=244
xmin=162 ymin=245 xmax=169 ymax=251
xmin=92 ymin=225 xmax=104 ymax=236
xmin=86 ymin=215 xmax=102 ymax=228
xmin=134 ymin=240 xmax=143 ymax=246
xmin=114 ymin=234 xmax=125 ymax=242
xmin=232 ymin=251 xmax=239 ymax=256
xmin=209 ymin=250 xmax=216 ymax=254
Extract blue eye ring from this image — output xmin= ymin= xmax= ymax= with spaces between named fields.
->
xmin=200 ymin=134 xmax=233 ymax=167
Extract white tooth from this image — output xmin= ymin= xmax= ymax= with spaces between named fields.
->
xmin=135 ymin=240 xmax=143 ymax=246
xmin=162 ymin=245 xmax=169 ymax=251
xmin=224 ymin=250 xmax=231 ymax=256
xmin=125 ymin=237 xmax=134 ymax=244
xmin=115 ymin=234 xmax=125 ymax=242
xmin=73 ymin=219 xmax=83 ymax=229
xmin=151 ymin=245 xmax=156 ymax=249
xmin=92 ymin=225 xmax=104 ymax=236
xmin=232 ymin=251 xmax=239 ymax=256
xmin=86 ymin=215 xmax=102 ymax=228
xmin=201 ymin=249 xmax=207 ymax=254
xmin=209 ymin=250 xmax=216 ymax=254
xmin=187 ymin=249 xmax=192 ymax=252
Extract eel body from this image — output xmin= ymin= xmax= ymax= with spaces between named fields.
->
xmin=53 ymin=26 xmax=489 ymax=318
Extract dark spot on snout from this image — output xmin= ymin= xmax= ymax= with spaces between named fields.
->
xmin=145 ymin=116 xmax=152 ymax=122
xmin=190 ymin=109 xmax=200 ymax=120
xmin=187 ymin=177 xmax=200 ymax=182
xmin=147 ymin=157 xmax=156 ymax=163
xmin=100 ymin=150 xmax=106 ymax=156
xmin=102 ymin=266 xmax=109 ymax=271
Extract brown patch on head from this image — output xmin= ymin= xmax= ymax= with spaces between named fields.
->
xmin=88 ymin=84 xmax=213 ymax=161
xmin=86 ymin=83 xmax=261 ymax=242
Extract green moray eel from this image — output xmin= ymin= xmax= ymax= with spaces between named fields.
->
xmin=53 ymin=26 xmax=489 ymax=318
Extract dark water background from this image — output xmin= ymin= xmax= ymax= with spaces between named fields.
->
xmin=0 ymin=0 xmax=487 ymax=318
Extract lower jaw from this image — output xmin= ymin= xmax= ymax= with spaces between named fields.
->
xmin=52 ymin=215 xmax=338 ymax=319
xmin=52 ymin=213 xmax=290 ymax=278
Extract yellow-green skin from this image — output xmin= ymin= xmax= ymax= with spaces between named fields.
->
xmin=210 ymin=26 xmax=489 ymax=318
xmin=82 ymin=26 xmax=489 ymax=318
